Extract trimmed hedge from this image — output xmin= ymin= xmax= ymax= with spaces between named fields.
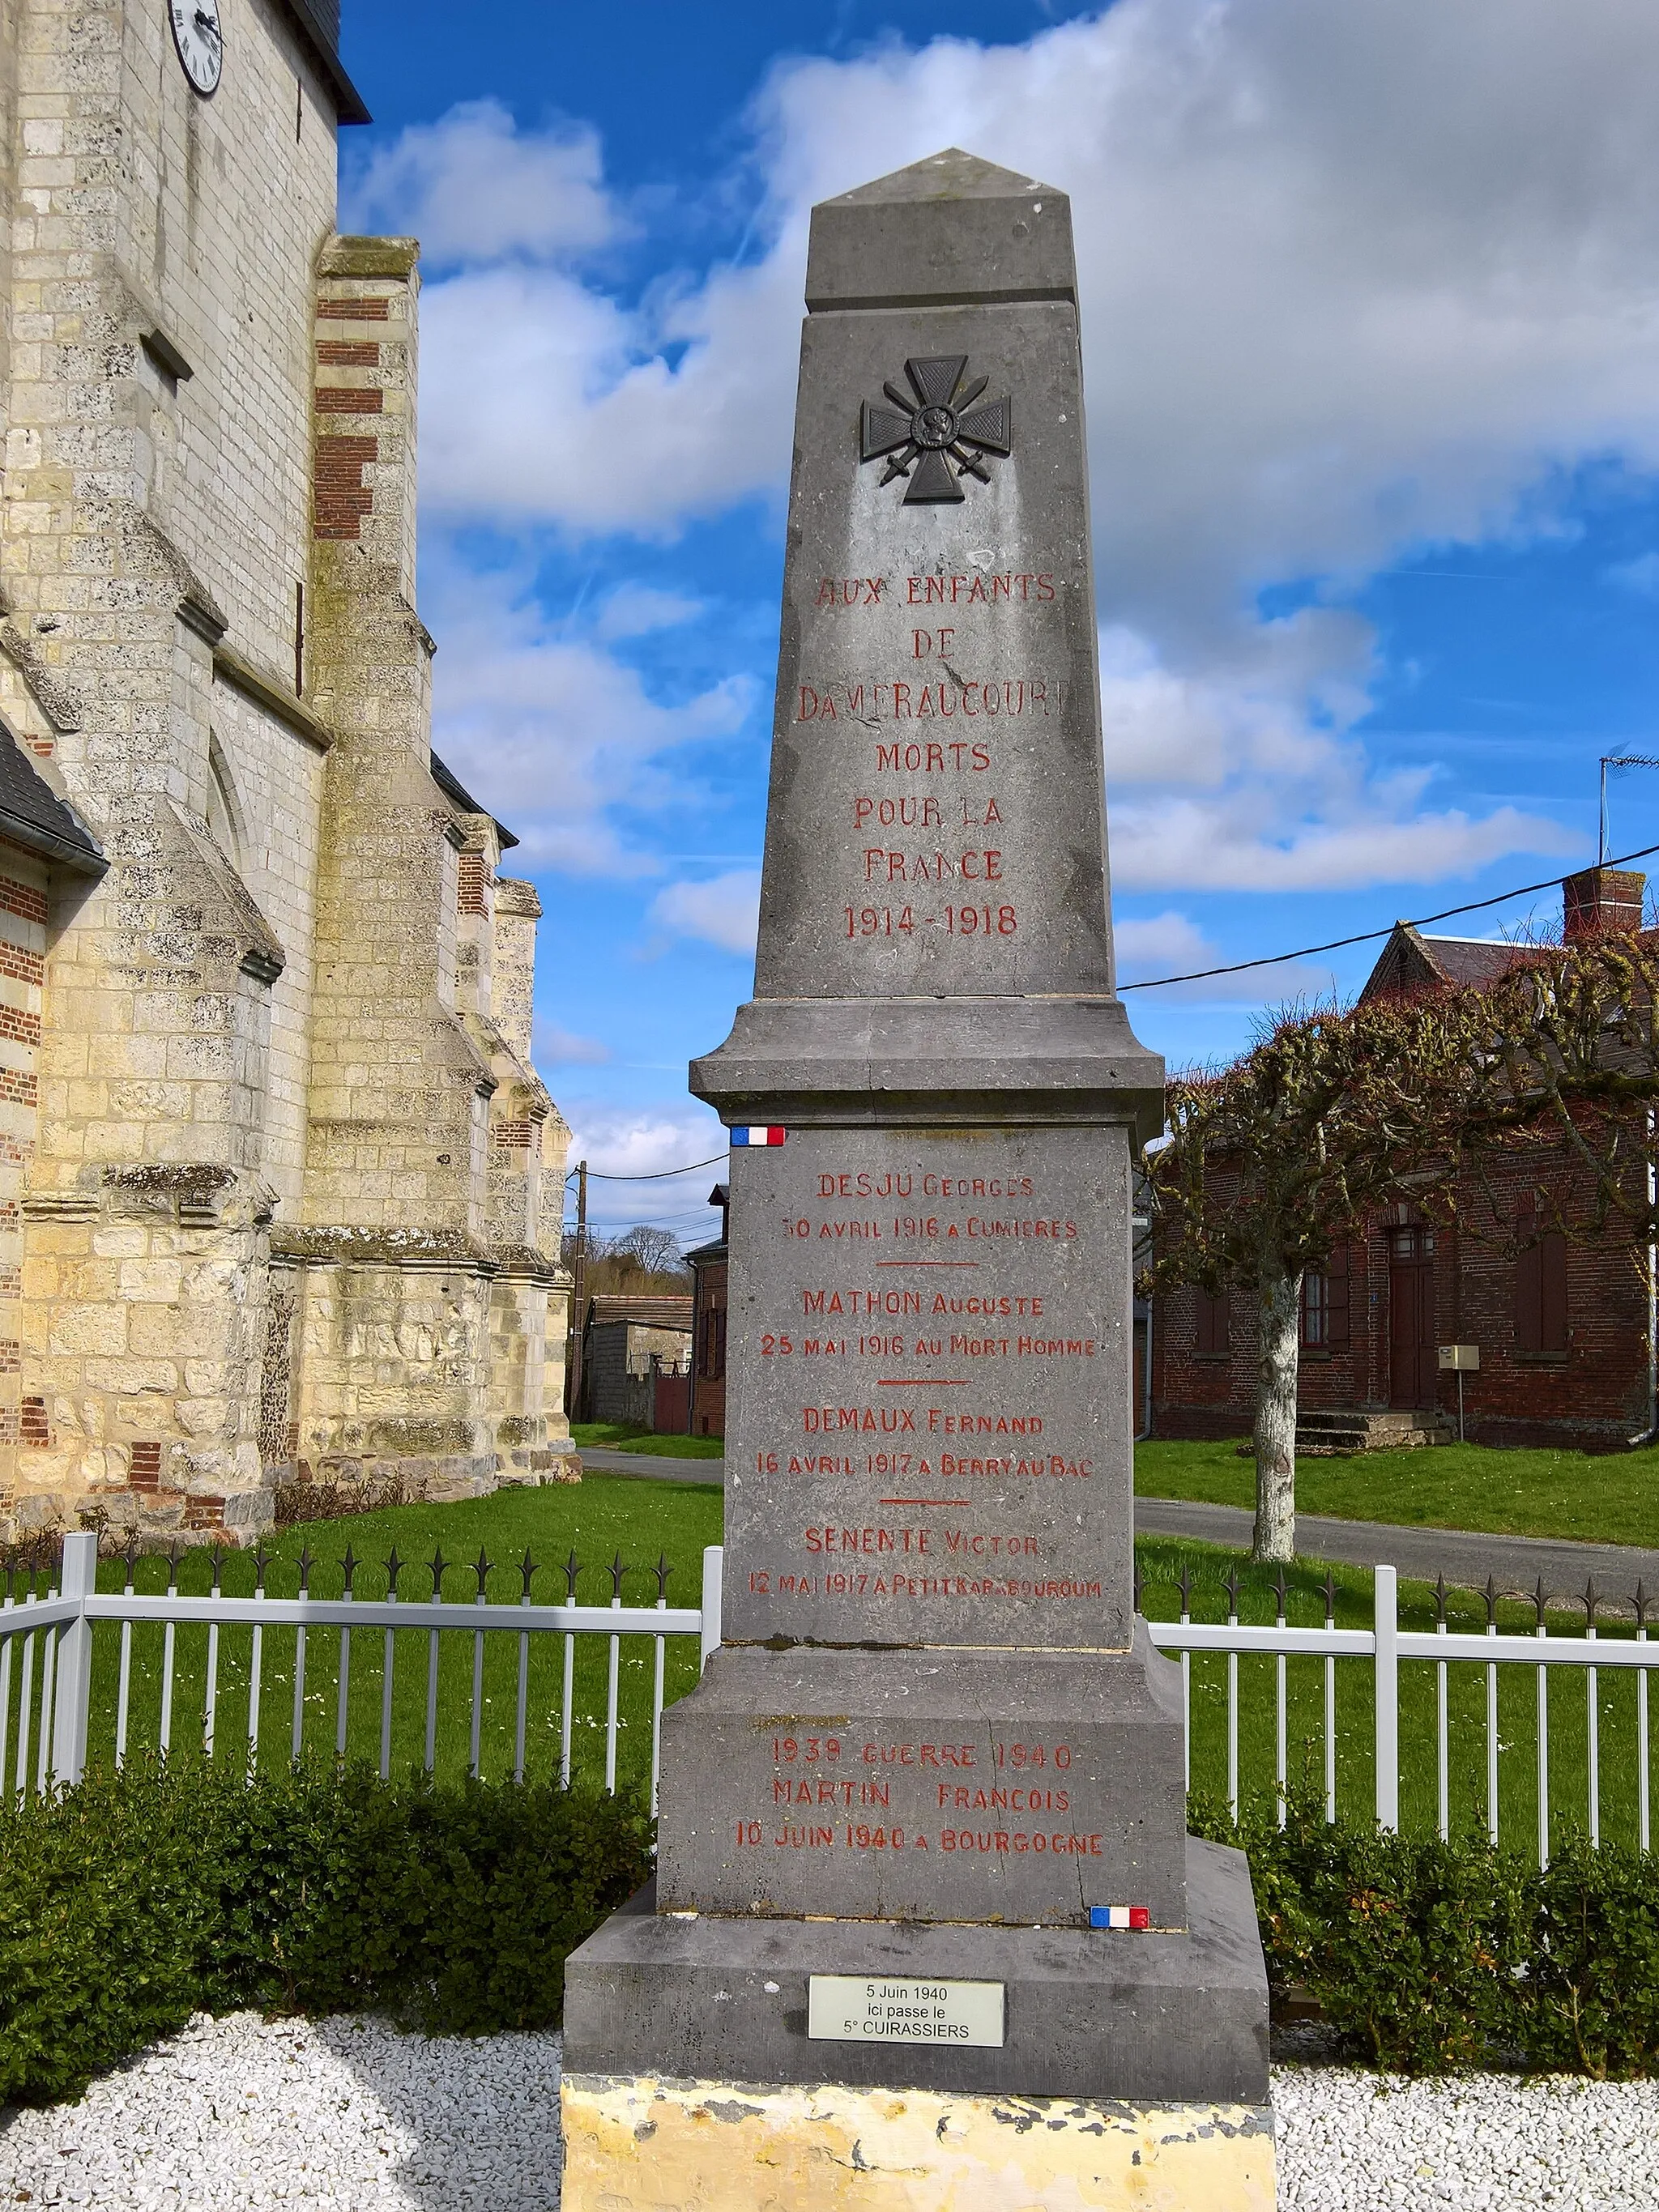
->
xmin=0 ymin=1758 xmax=650 ymax=2106
xmin=4 ymin=1764 xmax=1657 ymax=2107
xmin=1194 ymin=1792 xmax=1659 ymax=2076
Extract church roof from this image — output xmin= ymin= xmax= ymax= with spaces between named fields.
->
xmin=0 ymin=724 xmax=105 ymax=876
xmin=430 ymin=750 xmax=519 ymax=850
xmin=284 ymin=0 xmax=371 ymax=126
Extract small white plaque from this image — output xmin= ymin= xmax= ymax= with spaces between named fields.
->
xmin=807 ymin=1975 xmax=1005 ymax=2047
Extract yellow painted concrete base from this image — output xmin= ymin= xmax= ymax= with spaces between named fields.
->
xmin=561 ymin=2071 xmax=1276 ymax=2212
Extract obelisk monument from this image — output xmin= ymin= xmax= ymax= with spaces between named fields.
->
xmin=563 ymin=150 xmax=1273 ymax=2212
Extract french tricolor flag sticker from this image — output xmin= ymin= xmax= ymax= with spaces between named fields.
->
xmin=1090 ymin=1905 xmax=1150 ymax=1930
xmin=731 ymin=1127 xmax=787 ymax=1148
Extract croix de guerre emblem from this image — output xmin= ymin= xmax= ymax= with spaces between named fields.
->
xmin=859 ymin=356 xmax=1013 ymax=504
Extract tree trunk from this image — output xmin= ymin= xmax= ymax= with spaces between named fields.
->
xmin=1253 ymin=1259 xmax=1302 ymax=1563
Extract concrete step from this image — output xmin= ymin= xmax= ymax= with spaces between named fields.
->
xmin=1294 ymin=1407 xmax=1456 ymax=1455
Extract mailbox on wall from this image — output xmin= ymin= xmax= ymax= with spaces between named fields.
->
xmin=1437 ymin=1342 xmax=1479 ymax=1441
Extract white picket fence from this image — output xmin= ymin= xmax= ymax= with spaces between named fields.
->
xmin=2 ymin=1536 xmax=1656 ymax=1862
xmin=1 ymin=1532 xmax=720 ymax=1814
xmin=1152 ymin=1564 xmax=1656 ymax=1860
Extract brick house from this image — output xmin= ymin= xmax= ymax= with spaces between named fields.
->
xmin=1149 ymin=866 xmax=1657 ymax=1452
xmin=688 ymin=1183 xmax=729 ymax=1438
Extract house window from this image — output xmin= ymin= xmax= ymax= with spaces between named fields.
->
xmin=1194 ymin=1287 xmax=1230 ymax=1358
xmin=700 ymin=1306 xmax=727 ymax=1379
xmin=1301 ymin=1245 xmax=1352 ymax=1351
xmin=1515 ymin=1202 xmax=1567 ymax=1356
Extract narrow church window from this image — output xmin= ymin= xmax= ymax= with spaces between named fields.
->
xmin=206 ymin=736 xmax=245 ymax=870
xmin=294 ymin=579 xmax=305 ymax=695
xmin=296 ymin=77 xmax=304 ymax=143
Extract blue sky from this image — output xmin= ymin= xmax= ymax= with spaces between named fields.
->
xmin=340 ymin=0 xmax=1659 ymax=1246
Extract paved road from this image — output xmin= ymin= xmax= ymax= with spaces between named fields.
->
xmin=577 ymin=1450 xmax=1659 ymax=1605
xmin=579 ymin=1447 xmax=725 ymax=1488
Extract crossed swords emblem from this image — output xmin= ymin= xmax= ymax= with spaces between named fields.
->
xmin=858 ymin=356 xmax=1013 ymax=504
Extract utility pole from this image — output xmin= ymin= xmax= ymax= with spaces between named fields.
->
xmin=567 ymin=1160 xmax=588 ymax=1420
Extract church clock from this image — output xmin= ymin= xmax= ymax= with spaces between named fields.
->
xmin=169 ymin=0 xmax=224 ymax=96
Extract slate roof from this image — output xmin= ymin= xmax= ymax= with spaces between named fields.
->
xmin=282 ymin=0 xmax=371 ymax=126
xmin=0 ymin=724 xmax=105 ymax=876
xmin=429 ymin=751 xmax=519 ymax=850
xmin=1358 ymin=922 xmax=1527 ymax=1003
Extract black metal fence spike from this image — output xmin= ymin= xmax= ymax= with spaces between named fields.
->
xmin=1584 ymin=1576 xmax=1598 ymax=1626
xmin=385 ymin=1545 xmax=403 ymax=1596
xmin=122 ymin=1537 xmax=139 ymax=1587
xmin=1224 ymin=1566 xmax=1240 ymax=1617
xmin=1533 ymin=1575 xmax=1548 ymax=1626
xmin=298 ymin=1545 xmax=314 ymax=1595
xmin=1176 ymin=1565 xmax=1192 ymax=1614
xmin=429 ymin=1546 xmax=449 ymax=1596
xmin=1273 ymin=1568 xmax=1288 ymax=1621
xmin=520 ymin=1549 xmax=538 ymax=1598
xmin=165 ymin=1541 xmax=181 ymax=1585
xmin=565 ymin=1549 xmax=581 ymax=1600
xmin=1434 ymin=1573 xmax=1448 ymax=1626
xmin=473 ymin=1547 xmax=493 ymax=1595
xmin=1484 ymin=1574 xmax=1499 ymax=1628
xmin=655 ymin=1551 xmax=672 ymax=1600
xmin=252 ymin=1546 xmax=271 ymax=1594
xmin=210 ymin=1545 xmax=224 ymax=1595
xmin=1636 ymin=1579 xmax=1650 ymax=1630
xmin=610 ymin=1551 xmax=625 ymax=1600
xmin=1322 ymin=1569 xmax=1337 ymax=1621
xmin=341 ymin=1545 xmax=358 ymax=1596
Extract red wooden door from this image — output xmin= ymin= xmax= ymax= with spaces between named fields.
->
xmin=1388 ymin=1227 xmax=1437 ymax=1409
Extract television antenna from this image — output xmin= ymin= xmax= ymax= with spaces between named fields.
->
xmin=1599 ymin=754 xmax=1659 ymax=867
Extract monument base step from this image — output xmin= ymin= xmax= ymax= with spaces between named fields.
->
xmin=561 ymin=1835 xmax=1268 ymax=2106
xmin=561 ymin=2069 xmax=1276 ymax=2212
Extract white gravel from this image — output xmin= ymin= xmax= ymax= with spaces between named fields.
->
xmin=2 ymin=2011 xmax=1657 ymax=2209
xmin=0 ymin=2013 xmax=564 ymax=2210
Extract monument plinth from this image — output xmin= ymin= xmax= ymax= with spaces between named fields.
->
xmin=562 ymin=149 xmax=1274 ymax=2212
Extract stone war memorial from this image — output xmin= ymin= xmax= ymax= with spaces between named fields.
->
xmin=562 ymin=151 xmax=1274 ymax=2211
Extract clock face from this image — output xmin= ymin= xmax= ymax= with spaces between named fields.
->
xmin=169 ymin=0 xmax=224 ymax=96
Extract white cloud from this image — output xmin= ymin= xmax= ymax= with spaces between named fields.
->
xmin=533 ymin=1021 xmax=611 ymax=1067
xmin=342 ymin=100 xmax=618 ymax=264
xmin=649 ymin=869 xmax=762 ymax=955
xmin=424 ymin=559 xmax=755 ymax=876
xmin=595 ymin=585 xmax=704 ymax=641
xmin=374 ymin=0 xmax=1659 ymax=892
xmin=561 ymin=1103 xmax=725 ymax=1179
xmin=1110 ymin=795 xmax=1572 ymax=895
xmin=1113 ymin=908 xmax=1332 ymax=1001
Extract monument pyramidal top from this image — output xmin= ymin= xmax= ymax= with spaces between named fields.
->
xmin=807 ymin=148 xmax=1078 ymax=312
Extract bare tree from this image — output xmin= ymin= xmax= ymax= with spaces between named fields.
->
xmin=1145 ymin=991 xmax=1499 ymax=1562
xmin=1146 ymin=931 xmax=1659 ymax=1561
xmin=612 ymin=1224 xmax=687 ymax=1277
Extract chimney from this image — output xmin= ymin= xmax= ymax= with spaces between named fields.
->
xmin=1563 ymin=866 xmax=1646 ymax=942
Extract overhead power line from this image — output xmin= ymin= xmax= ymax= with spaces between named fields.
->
xmin=1117 ymin=840 xmax=1659 ymax=995
xmin=565 ymin=1150 xmax=728 ymax=1184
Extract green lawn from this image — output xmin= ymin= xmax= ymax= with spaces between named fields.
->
xmin=6 ymin=1473 xmax=1652 ymax=1864
xmin=572 ymin=1421 xmax=724 ymax=1460
xmin=1137 ymin=1436 xmax=1659 ymax=1550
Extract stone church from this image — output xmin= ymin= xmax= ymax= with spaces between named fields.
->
xmin=0 ymin=0 xmax=577 ymax=1541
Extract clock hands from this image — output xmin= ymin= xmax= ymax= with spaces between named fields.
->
xmin=194 ymin=7 xmax=221 ymax=43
